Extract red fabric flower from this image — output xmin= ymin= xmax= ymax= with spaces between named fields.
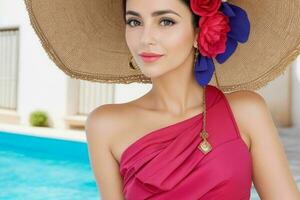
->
xmin=190 ymin=0 xmax=222 ymax=16
xmin=197 ymin=11 xmax=231 ymax=58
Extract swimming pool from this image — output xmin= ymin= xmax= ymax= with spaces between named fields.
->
xmin=0 ymin=130 xmax=99 ymax=200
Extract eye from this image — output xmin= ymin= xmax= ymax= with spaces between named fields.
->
xmin=160 ymin=18 xmax=176 ymax=26
xmin=126 ymin=19 xmax=141 ymax=27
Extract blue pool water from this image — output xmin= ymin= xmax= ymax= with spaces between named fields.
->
xmin=0 ymin=130 xmax=99 ymax=200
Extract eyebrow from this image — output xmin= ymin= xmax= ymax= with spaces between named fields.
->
xmin=125 ymin=9 xmax=181 ymax=18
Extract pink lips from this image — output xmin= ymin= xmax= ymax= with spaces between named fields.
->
xmin=139 ymin=52 xmax=163 ymax=63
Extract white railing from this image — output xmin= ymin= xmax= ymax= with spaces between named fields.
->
xmin=78 ymin=80 xmax=115 ymax=115
xmin=0 ymin=28 xmax=19 ymax=110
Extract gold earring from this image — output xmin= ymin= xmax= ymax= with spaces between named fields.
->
xmin=128 ymin=55 xmax=140 ymax=71
xmin=194 ymin=48 xmax=199 ymax=67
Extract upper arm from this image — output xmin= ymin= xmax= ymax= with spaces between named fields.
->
xmin=230 ymin=90 xmax=300 ymax=199
xmin=85 ymin=105 xmax=125 ymax=200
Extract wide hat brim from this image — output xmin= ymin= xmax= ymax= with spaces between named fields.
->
xmin=24 ymin=0 xmax=300 ymax=92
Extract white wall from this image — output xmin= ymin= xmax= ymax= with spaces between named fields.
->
xmin=256 ymin=65 xmax=292 ymax=127
xmin=292 ymin=56 xmax=300 ymax=128
xmin=0 ymin=0 xmax=68 ymax=128
xmin=115 ymin=82 xmax=152 ymax=103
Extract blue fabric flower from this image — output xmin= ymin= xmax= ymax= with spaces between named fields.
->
xmin=216 ymin=2 xmax=250 ymax=64
xmin=194 ymin=55 xmax=215 ymax=86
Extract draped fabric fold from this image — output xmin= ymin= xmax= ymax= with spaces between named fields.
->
xmin=119 ymin=85 xmax=252 ymax=200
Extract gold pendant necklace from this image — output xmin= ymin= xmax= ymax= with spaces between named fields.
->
xmin=197 ymin=86 xmax=212 ymax=154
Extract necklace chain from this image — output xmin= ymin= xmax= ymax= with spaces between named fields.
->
xmin=203 ymin=86 xmax=206 ymax=132
xmin=198 ymin=85 xmax=212 ymax=154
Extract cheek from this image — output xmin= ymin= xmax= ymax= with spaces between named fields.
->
xmin=125 ymin=28 xmax=140 ymax=53
xmin=163 ymin=26 xmax=194 ymax=52
xmin=162 ymin=26 xmax=195 ymax=64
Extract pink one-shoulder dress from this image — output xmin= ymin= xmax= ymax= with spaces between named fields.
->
xmin=119 ymin=84 xmax=253 ymax=200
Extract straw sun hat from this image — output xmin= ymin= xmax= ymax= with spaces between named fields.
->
xmin=24 ymin=0 xmax=300 ymax=92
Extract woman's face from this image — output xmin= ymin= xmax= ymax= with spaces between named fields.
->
xmin=125 ymin=0 xmax=198 ymax=79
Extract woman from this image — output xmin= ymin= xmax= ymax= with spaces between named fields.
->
xmin=85 ymin=0 xmax=300 ymax=199
xmin=24 ymin=0 xmax=300 ymax=199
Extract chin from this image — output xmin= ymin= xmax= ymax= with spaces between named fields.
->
xmin=140 ymin=69 xmax=162 ymax=79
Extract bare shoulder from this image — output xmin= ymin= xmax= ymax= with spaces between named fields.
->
xmin=223 ymin=89 xmax=271 ymax=132
xmin=223 ymin=89 xmax=268 ymax=151
xmin=224 ymin=89 xmax=267 ymax=120
xmin=223 ymin=89 xmax=265 ymax=105
xmin=86 ymin=103 xmax=130 ymax=141
xmin=85 ymin=102 xmax=136 ymax=162
xmin=85 ymin=103 xmax=128 ymax=200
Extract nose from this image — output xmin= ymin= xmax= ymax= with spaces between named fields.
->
xmin=140 ymin=22 xmax=156 ymax=46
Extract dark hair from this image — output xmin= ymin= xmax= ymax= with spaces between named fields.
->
xmin=122 ymin=0 xmax=200 ymax=28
